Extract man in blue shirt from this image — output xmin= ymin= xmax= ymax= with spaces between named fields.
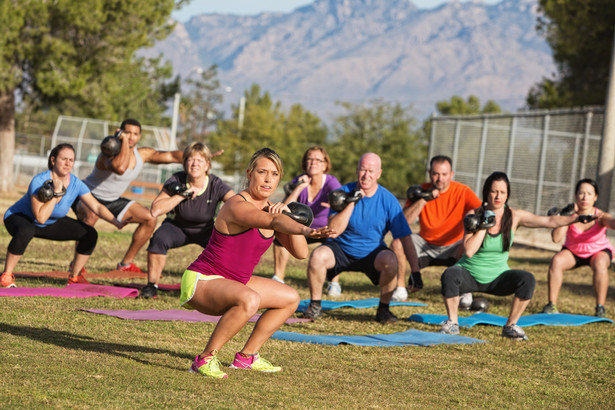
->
xmin=303 ymin=152 xmax=420 ymax=323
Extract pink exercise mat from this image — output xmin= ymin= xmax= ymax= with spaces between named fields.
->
xmin=0 ymin=283 xmax=138 ymax=298
xmin=81 ymin=308 xmax=313 ymax=323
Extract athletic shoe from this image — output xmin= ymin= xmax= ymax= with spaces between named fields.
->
xmin=595 ymin=304 xmax=606 ymax=318
xmin=230 ymin=352 xmax=282 ymax=372
xmin=408 ymin=271 xmax=423 ymax=293
xmin=459 ymin=293 xmax=473 ymax=310
xmin=375 ymin=307 xmax=398 ymax=324
xmin=117 ymin=262 xmax=144 ymax=273
xmin=0 ymin=272 xmax=16 ymax=288
xmin=140 ymin=284 xmax=158 ymax=299
xmin=68 ymin=262 xmax=88 ymax=276
xmin=189 ymin=352 xmax=228 ymax=379
xmin=541 ymin=302 xmax=558 ymax=314
xmin=326 ymin=281 xmax=342 ymax=297
xmin=271 ymin=274 xmax=285 ymax=284
xmin=440 ymin=319 xmax=459 ymax=335
xmin=302 ymin=302 xmax=322 ymax=319
xmin=391 ymin=286 xmax=408 ymax=302
xmin=502 ymin=324 xmax=528 ymax=340
xmin=68 ymin=274 xmax=89 ymax=284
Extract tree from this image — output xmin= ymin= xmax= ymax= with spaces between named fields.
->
xmin=177 ymin=64 xmax=223 ymax=148
xmin=328 ymin=100 xmax=425 ymax=196
xmin=526 ymin=0 xmax=615 ymax=109
xmin=210 ymin=84 xmax=328 ymax=180
xmin=0 ymin=0 xmax=185 ymax=191
xmin=435 ymin=95 xmax=502 ymax=116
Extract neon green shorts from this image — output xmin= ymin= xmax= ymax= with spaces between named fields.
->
xmin=180 ymin=269 xmax=224 ymax=309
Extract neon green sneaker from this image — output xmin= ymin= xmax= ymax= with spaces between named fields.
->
xmin=230 ymin=352 xmax=282 ymax=372
xmin=189 ymin=351 xmax=228 ymax=379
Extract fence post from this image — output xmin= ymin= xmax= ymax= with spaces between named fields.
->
xmin=505 ymin=116 xmax=517 ymax=176
xmin=474 ymin=117 xmax=488 ymax=193
xmin=535 ymin=115 xmax=550 ymax=214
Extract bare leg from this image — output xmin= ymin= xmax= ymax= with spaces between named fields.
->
xmin=69 ymin=253 xmax=90 ymax=278
xmin=506 ymin=296 xmax=531 ymax=326
xmin=547 ymin=250 xmax=575 ymax=304
xmin=239 ymin=276 xmax=300 ymax=354
xmin=4 ymin=252 xmax=22 ymax=275
xmin=374 ymin=250 xmax=398 ymax=304
xmin=391 ymin=238 xmax=407 ymax=288
xmin=590 ymin=252 xmax=610 ymax=306
xmin=147 ymin=252 xmax=166 ymax=284
xmin=306 ymin=245 xmax=335 ymax=300
xmin=443 ymin=296 xmax=460 ymax=323
xmin=119 ymin=203 xmax=158 ymax=265
xmin=273 ymin=244 xmax=290 ymax=281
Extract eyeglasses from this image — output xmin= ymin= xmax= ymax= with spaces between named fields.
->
xmin=306 ymin=158 xmax=325 ymax=163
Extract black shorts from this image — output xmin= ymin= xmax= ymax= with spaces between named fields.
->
xmin=322 ymin=241 xmax=390 ymax=285
xmin=563 ymin=247 xmax=613 ymax=268
xmin=72 ymin=195 xmax=133 ymax=222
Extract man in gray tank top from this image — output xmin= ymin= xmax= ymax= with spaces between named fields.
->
xmin=72 ymin=119 xmax=183 ymax=273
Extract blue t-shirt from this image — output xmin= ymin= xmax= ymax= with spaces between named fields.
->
xmin=329 ymin=182 xmax=412 ymax=258
xmin=4 ymin=170 xmax=90 ymax=227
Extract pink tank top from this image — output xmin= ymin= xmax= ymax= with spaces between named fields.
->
xmin=564 ymin=210 xmax=614 ymax=259
xmin=187 ymin=227 xmax=274 ymax=284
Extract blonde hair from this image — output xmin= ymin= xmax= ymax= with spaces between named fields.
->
xmin=182 ymin=142 xmax=212 ymax=175
xmin=246 ymin=148 xmax=283 ymax=186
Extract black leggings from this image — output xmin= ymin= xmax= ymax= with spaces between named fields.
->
xmin=5 ymin=213 xmax=98 ymax=256
xmin=441 ymin=265 xmax=536 ymax=300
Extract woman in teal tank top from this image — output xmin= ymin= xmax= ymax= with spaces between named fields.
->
xmin=439 ymin=172 xmax=593 ymax=340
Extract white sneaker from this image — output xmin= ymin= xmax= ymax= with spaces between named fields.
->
xmin=271 ymin=274 xmax=285 ymax=284
xmin=326 ymin=281 xmax=342 ymax=297
xmin=391 ymin=286 xmax=408 ymax=302
xmin=459 ymin=293 xmax=473 ymax=310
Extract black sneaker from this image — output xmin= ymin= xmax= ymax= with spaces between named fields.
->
xmin=502 ymin=324 xmax=528 ymax=340
xmin=302 ymin=302 xmax=322 ymax=319
xmin=140 ymin=284 xmax=158 ymax=299
xmin=375 ymin=307 xmax=398 ymax=324
xmin=595 ymin=304 xmax=606 ymax=318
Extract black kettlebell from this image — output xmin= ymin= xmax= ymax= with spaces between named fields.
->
xmin=470 ymin=297 xmax=489 ymax=312
xmin=100 ymin=130 xmax=123 ymax=157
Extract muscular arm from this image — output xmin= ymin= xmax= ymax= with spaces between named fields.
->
xmin=514 ymin=209 xmax=577 ymax=230
xmin=97 ymin=136 xmax=132 ymax=174
xmin=326 ymin=203 xmax=355 ymax=238
xmin=403 ymin=200 xmax=426 ymax=225
xmin=139 ymin=147 xmax=183 ymax=164
xmin=150 ymin=190 xmax=184 ymax=218
xmin=30 ymin=195 xmax=61 ymax=225
xmin=79 ymin=192 xmax=124 ymax=228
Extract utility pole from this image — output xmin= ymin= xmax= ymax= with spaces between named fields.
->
xmin=597 ymin=26 xmax=615 ymax=212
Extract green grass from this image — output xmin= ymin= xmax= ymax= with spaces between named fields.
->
xmin=0 ymin=193 xmax=613 ymax=408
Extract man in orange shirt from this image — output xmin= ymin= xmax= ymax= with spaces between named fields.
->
xmin=390 ymin=155 xmax=482 ymax=301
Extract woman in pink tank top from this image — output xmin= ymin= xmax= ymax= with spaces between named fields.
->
xmin=543 ymin=179 xmax=614 ymax=318
xmin=182 ymin=148 xmax=334 ymax=379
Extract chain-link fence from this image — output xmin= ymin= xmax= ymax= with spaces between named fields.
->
xmin=14 ymin=115 xmax=240 ymax=193
xmin=429 ymin=107 xmax=606 ymax=216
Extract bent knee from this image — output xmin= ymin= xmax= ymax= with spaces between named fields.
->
xmin=239 ymin=291 xmax=261 ymax=314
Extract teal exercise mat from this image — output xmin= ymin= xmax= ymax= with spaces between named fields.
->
xmin=408 ymin=312 xmax=613 ymax=328
xmin=271 ymin=329 xmax=486 ymax=346
xmin=296 ymin=298 xmax=427 ymax=313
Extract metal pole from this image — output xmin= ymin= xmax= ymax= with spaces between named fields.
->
xmin=535 ymin=115 xmax=550 ymax=214
xmin=597 ymin=26 xmax=615 ymax=212
xmin=170 ymin=92 xmax=180 ymax=147
xmin=238 ymin=96 xmax=246 ymax=131
xmin=474 ymin=118 xmax=489 ymax=194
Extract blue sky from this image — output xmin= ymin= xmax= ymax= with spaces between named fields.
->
xmin=172 ymin=0 xmax=501 ymax=22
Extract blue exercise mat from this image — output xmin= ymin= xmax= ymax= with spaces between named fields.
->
xmin=408 ymin=312 xmax=613 ymax=328
xmin=296 ymin=298 xmax=427 ymax=313
xmin=271 ymin=329 xmax=486 ymax=346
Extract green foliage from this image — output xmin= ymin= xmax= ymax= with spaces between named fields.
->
xmin=329 ymin=100 xmax=426 ymax=196
xmin=177 ymin=64 xmax=223 ymax=147
xmin=527 ymin=0 xmax=615 ymax=108
xmin=210 ymin=84 xmax=328 ymax=180
xmin=436 ymin=95 xmax=502 ymax=116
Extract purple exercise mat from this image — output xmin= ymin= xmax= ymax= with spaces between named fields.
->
xmin=81 ymin=308 xmax=313 ymax=324
xmin=0 ymin=283 xmax=138 ymax=299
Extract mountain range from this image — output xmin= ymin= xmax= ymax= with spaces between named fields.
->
xmin=145 ymin=0 xmax=554 ymax=119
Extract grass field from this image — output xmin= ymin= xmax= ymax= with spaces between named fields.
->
xmin=0 ymin=192 xmax=613 ymax=409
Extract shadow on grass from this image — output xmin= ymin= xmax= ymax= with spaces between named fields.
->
xmin=0 ymin=322 xmax=191 ymax=369
xmin=536 ymin=279 xmax=615 ymax=302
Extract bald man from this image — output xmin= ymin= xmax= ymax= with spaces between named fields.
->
xmin=303 ymin=153 xmax=420 ymax=323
